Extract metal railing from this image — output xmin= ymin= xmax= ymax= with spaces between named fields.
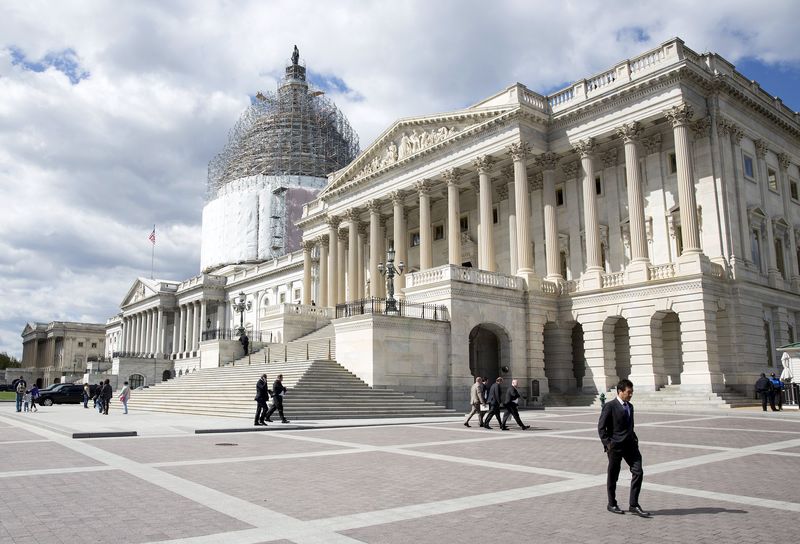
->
xmin=112 ymin=352 xmax=156 ymax=359
xmin=201 ymin=329 xmax=263 ymax=342
xmin=335 ymin=297 xmax=449 ymax=321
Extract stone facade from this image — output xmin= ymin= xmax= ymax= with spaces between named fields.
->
xmin=297 ymin=38 xmax=800 ymax=406
xmin=16 ymin=321 xmax=106 ymax=386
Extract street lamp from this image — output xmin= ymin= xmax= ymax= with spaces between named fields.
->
xmin=232 ymin=291 xmax=251 ymax=337
xmin=378 ymin=246 xmax=404 ymax=314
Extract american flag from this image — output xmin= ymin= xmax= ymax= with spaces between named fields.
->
xmin=148 ymin=227 xmax=156 ymax=245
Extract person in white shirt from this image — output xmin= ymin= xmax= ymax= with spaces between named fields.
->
xmin=118 ymin=381 xmax=131 ymax=414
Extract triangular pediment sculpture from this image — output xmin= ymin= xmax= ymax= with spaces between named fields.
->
xmin=121 ymin=278 xmax=159 ymax=307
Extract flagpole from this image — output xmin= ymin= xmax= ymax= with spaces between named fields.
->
xmin=150 ymin=224 xmax=155 ymax=279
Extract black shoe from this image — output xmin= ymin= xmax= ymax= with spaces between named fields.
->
xmin=629 ymin=505 xmax=651 ymax=517
xmin=521 ymin=425 xmax=531 ymax=430
xmin=259 ymin=421 xmax=268 ymax=426
xmin=265 ymin=418 xmax=273 ymax=423
xmin=501 ymin=426 xmax=510 ymax=431
xmin=254 ymin=422 xmax=261 ymax=426
xmin=281 ymin=419 xmax=290 ymax=423
xmin=607 ymin=505 xmax=624 ymax=514
xmin=464 ymin=422 xmax=471 ymax=427
xmin=484 ymin=425 xmax=492 ymax=430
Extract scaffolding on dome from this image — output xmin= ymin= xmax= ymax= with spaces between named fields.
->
xmin=206 ymin=58 xmax=360 ymax=200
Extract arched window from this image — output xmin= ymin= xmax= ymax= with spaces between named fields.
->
xmin=128 ymin=374 xmax=145 ymax=390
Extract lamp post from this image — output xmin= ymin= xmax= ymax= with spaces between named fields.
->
xmin=378 ymin=246 xmax=404 ymax=314
xmin=232 ymin=291 xmax=251 ymax=337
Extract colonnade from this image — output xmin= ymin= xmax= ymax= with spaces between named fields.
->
xmin=300 ymin=103 xmax=705 ymax=305
xmin=120 ymin=300 xmax=208 ymax=358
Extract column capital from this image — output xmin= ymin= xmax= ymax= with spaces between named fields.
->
xmin=414 ymin=179 xmax=432 ymax=195
xmin=317 ymin=233 xmax=329 ymax=248
xmin=507 ymin=141 xmax=531 ymax=162
xmin=388 ymin=190 xmax=405 ymax=205
xmin=470 ymin=179 xmax=480 ymax=193
xmin=442 ymin=167 xmax=463 ymax=186
xmin=534 ymin=152 xmax=560 ymax=171
xmin=615 ymin=121 xmax=643 ymax=143
xmin=571 ymin=138 xmax=595 ymax=158
xmin=561 ymin=161 xmax=579 ymax=179
xmin=777 ymin=152 xmax=791 ymax=170
xmin=754 ymin=139 xmax=769 ymax=159
xmin=665 ymin=102 xmax=694 ymax=128
xmin=473 ymin=154 xmax=495 ymax=174
xmin=729 ymin=124 xmax=744 ymax=144
xmin=501 ymin=166 xmax=514 ymax=181
xmin=301 ymin=240 xmax=315 ymax=252
xmin=344 ymin=208 xmax=361 ymax=225
xmin=691 ymin=117 xmax=712 ymax=140
xmin=641 ymin=133 xmax=662 ymax=155
xmin=358 ymin=222 xmax=369 ymax=237
xmin=337 ymin=229 xmax=348 ymax=243
xmin=325 ymin=214 xmax=341 ymax=229
xmin=366 ymin=199 xmax=382 ymax=214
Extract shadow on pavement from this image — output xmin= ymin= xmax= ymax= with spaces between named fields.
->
xmin=652 ymin=507 xmax=748 ymax=516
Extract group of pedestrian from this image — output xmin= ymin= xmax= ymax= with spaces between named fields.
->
xmin=90 ymin=379 xmax=114 ymax=415
xmin=253 ymin=373 xmax=290 ymax=425
xmin=755 ymin=372 xmax=786 ymax=411
xmin=11 ymin=376 xmax=39 ymax=413
xmin=464 ymin=376 xmax=530 ymax=430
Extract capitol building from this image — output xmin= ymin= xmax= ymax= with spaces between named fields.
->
xmin=17 ymin=39 xmax=800 ymax=408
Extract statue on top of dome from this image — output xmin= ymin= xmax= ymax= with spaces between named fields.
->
xmin=291 ymin=45 xmax=299 ymax=66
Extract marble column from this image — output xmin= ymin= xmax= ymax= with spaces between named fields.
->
xmin=357 ymin=223 xmax=367 ymax=299
xmin=368 ymin=200 xmax=382 ymax=297
xmin=508 ymin=144 xmax=535 ymax=280
xmin=172 ymin=311 xmax=178 ymax=355
xmin=474 ymin=155 xmax=496 ymax=272
xmin=156 ymin=309 xmax=164 ymax=357
xmin=327 ymin=216 xmax=340 ymax=307
xmin=536 ymin=152 xmax=562 ymax=281
xmin=337 ymin=229 xmax=347 ymax=304
xmin=302 ymin=240 xmax=313 ymax=305
xmin=778 ymin=153 xmax=800 ymax=288
xmin=143 ymin=311 xmax=151 ymax=356
xmin=573 ymin=138 xmax=603 ymax=288
xmin=318 ymin=235 xmax=329 ymax=307
xmin=444 ymin=169 xmax=462 ymax=266
xmin=194 ymin=301 xmax=202 ymax=350
xmin=617 ymin=122 xmax=651 ymax=281
xmin=391 ymin=191 xmax=406 ymax=292
xmin=754 ymin=139 xmax=780 ymax=286
xmin=416 ymin=180 xmax=433 ymax=270
xmin=346 ymin=210 xmax=359 ymax=302
xmin=186 ymin=303 xmax=194 ymax=353
xmin=199 ymin=301 xmax=207 ymax=345
xmin=665 ymin=103 xmax=704 ymax=274
xmin=504 ymin=168 xmax=517 ymax=276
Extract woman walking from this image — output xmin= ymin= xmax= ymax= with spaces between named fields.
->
xmin=118 ymin=381 xmax=131 ymax=414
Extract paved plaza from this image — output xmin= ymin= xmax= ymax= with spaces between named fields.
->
xmin=1 ymin=404 xmax=798 ymax=543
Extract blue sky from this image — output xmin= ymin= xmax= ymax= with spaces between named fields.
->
xmin=1 ymin=0 xmax=800 ymax=359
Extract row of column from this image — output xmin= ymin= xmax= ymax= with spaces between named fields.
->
xmin=301 ymin=101 xmax=705 ymax=302
xmin=120 ymin=300 xmax=207 ymax=357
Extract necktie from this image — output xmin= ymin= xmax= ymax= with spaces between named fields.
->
xmin=623 ymin=402 xmax=630 ymax=425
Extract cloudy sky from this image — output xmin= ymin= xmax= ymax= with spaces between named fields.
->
xmin=2 ymin=0 xmax=800 ymax=358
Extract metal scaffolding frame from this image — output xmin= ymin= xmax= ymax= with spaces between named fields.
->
xmin=207 ymin=59 xmax=360 ymax=199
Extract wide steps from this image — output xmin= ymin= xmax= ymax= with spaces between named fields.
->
xmin=546 ymin=386 xmax=759 ymax=409
xmin=122 ymin=358 xmax=455 ymax=419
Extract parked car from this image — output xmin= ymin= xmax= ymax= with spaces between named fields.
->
xmin=0 ymin=384 xmax=14 ymax=392
xmin=37 ymin=384 xmax=94 ymax=406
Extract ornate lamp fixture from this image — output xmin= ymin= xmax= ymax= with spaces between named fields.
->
xmin=378 ymin=246 xmax=404 ymax=313
xmin=232 ymin=291 xmax=252 ymax=336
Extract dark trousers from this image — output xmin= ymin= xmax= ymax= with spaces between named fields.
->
xmin=484 ymin=403 xmax=502 ymax=427
xmin=83 ymin=393 xmax=89 ymax=408
xmin=103 ymin=398 xmax=110 ymax=415
xmin=464 ymin=403 xmax=484 ymax=426
xmin=255 ymin=400 xmax=268 ymax=423
xmin=265 ymin=396 xmax=285 ymax=421
xmin=607 ymin=442 xmax=643 ymax=508
xmin=501 ymin=403 xmax=525 ymax=428
xmin=16 ymin=393 xmax=23 ymax=412
xmin=768 ymin=391 xmax=778 ymax=411
xmin=760 ymin=391 xmax=769 ymax=411
xmin=774 ymin=390 xmax=783 ymax=410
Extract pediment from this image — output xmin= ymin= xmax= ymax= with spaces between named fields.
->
xmin=22 ymin=323 xmax=36 ymax=336
xmin=319 ymin=105 xmax=517 ymax=198
xmin=121 ymin=278 xmax=159 ymax=307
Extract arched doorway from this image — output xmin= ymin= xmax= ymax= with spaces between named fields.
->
xmin=161 ymin=369 xmax=173 ymax=382
xmin=129 ymin=373 xmax=145 ymax=389
xmin=571 ymin=323 xmax=586 ymax=390
xmin=468 ymin=324 xmax=510 ymax=384
xmin=651 ymin=311 xmax=683 ymax=386
xmin=603 ymin=316 xmax=631 ymax=383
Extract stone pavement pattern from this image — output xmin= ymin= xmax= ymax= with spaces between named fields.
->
xmin=0 ymin=405 xmax=798 ymax=543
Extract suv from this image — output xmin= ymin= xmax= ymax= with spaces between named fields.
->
xmin=37 ymin=384 xmax=88 ymax=406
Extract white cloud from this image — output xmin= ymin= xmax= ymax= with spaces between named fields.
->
xmin=1 ymin=0 xmax=799 ymax=357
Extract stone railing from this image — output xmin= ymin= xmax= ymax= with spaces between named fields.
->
xmin=648 ymin=263 xmax=676 ymax=280
xmin=519 ymin=87 xmax=548 ymax=112
xmin=601 ymin=272 xmax=625 ymax=288
xmin=261 ymin=303 xmax=332 ymax=319
xmin=406 ymin=264 xmax=523 ymax=291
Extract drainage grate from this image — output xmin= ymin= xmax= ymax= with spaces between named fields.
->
xmin=215 ymin=443 xmax=238 ymax=446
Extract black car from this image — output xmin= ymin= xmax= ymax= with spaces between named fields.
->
xmin=36 ymin=384 xmax=90 ymax=406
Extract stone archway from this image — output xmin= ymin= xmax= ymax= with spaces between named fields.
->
xmin=651 ymin=310 xmax=683 ymax=386
xmin=571 ymin=323 xmax=586 ymax=390
xmin=603 ymin=316 xmax=631 ymax=384
xmin=468 ymin=323 xmax=511 ymax=385
xmin=544 ymin=321 xmax=585 ymax=393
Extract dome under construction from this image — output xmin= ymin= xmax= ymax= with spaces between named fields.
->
xmin=200 ymin=48 xmax=359 ymax=272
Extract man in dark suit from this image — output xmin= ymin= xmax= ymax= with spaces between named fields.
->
xmin=482 ymin=377 xmax=503 ymax=430
xmin=597 ymin=379 xmax=649 ymax=517
xmin=264 ymin=374 xmax=290 ymax=423
xmin=501 ymin=379 xmax=530 ymax=430
xmin=755 ymin=373 xmax=772 ymax=412
xmin=254 ymin=374 xmax=270 ymax=426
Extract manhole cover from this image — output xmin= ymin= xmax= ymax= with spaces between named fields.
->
xmin=215 ymin=443 xmax=238 ymax=446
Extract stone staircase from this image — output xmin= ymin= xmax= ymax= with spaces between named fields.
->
xmin=120 ymin=358 xmax=457 ymax=420
xmin=546 ymin=385 xmax=760 ymax=410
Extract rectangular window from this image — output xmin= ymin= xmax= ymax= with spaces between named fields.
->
xmin=293 ymin=288 xmax=301 ymax=300
xmin=91 ymin=342 xmax=97 ymax=349
xmin=775 ymin=238 xmax=786 ymax=279
xmin=768 ymin=168 xmax=779 ymax=192
xmin=433 ymin=224 xmax=444 ymax=241
xmin=765 ymin=320 xmax=774 ymax=367
xmin=791 ymin=179 xmax=799 ymax=201
xmin=459 ymin=215 xmax=469 ymax=233
xmin=668 ymin=152 xmax=678 ymax=175
xmin=595 ymin=175 xmax=603 ymax=196
xmin=279 ymin=292 xmax=286 ymax=303
xmin=410 ymin=231 xmax=420 ymax=247
xmin=492 ymin=206 xmax=499 ymax=224
xmin=751 ymin=229 xmax=762 ymax=271
xmin=743 ymin=154 xmax=755 ymax=180
xmin=556 ymin=186 xmax=565 ymax=207
xmin=77 ymin=342 xmax=84 ymax=348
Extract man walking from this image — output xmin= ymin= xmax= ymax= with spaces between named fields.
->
xmin=482 ymin=377 xmax=503 ymax=430
xmin=101 ymin=379 xmax=112 ymax=415
xmin=598 ymin=379 xmax=649 ymax=517
xmin=13 ymin=376 xmax=27 ymax=412
xmin=264 ymin=374 xmax=289 ymax=423
xmin=769 ymin=372 xmax=784 ymax=411
xmin=501 ymin=379 xmax=530 ymax=430
xmin=240 ymin=333 xmax=250 ymax=357
xmin=464 ymin=377 xmax=485 ymax=428
xmin=755 ymin=373 xmax=772 ymax=412
xmin=254 ymin=374 xmax=270 ymax=426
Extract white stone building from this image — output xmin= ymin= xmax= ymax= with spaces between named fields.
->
xmin=294 ymin=38 xmax=800 ymax=407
